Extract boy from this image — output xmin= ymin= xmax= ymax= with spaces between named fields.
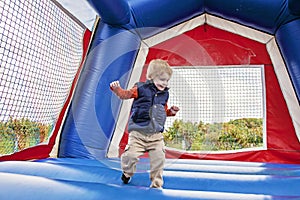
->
xmin=110 ymin=59 xmax=179 ymax=189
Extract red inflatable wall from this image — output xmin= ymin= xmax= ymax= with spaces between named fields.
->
xmin=119 ymin=25 xmax=300 ymax=164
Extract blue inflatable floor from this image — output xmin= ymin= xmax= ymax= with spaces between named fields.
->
xmin=0 ymin=158 xmax=299 ymax=199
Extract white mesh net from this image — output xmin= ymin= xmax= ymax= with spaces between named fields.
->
xmin=0 ymin=0 xmax=86 ymax=154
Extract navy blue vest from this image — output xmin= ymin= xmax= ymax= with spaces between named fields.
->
xmin=128 ymin=80 xmax=169 ymax=134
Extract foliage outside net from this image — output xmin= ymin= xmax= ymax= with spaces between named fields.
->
xmin=164 ymin=66 xmax=265 ymax=151
xmin=0 ymin=0 xmax=86 ymax=155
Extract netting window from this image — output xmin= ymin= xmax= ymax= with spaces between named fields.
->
xmin=163 ymin=66 xmax=266 ymax=152
xmin=0 ymin=0 xmax=85 ymax=155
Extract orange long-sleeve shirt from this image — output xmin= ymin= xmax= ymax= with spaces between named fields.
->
xmin=111 ymin=85 xmax=175 ymax=116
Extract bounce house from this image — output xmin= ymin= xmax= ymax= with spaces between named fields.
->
xmin=0 ymin=0 xmax=300 ymax=199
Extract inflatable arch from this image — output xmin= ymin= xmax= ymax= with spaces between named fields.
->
xmin=56 ymin=0 xmax=300 ymax=163
xmin=1 ymin=0 xmax=300 ymax=199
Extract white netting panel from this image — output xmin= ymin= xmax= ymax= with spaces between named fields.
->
xmin=163 ymin=66 xmax=265 ymax=151
xmin=166 ymin=66 xmax=264 ymax=127
xmin=0 ymin=0 xmax=86 ymax=154
xmin=0 ymin=0 xmax=85 ymax=123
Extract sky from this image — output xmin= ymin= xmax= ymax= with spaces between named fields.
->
xmin=56 ymin=0 xmax=97 ymax=30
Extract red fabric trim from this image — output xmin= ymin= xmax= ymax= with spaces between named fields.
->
xmin=166 ymin=149 xmax=300 ymax=164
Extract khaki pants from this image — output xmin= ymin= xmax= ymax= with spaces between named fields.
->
xmin=121 ymin=130 xmax=165 ymax=188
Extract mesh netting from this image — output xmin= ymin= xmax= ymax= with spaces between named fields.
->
xmin=164 ymin=66 xmax=265 ymax=151
xmin=166 ymin=66 xmax=264 ymax=125
xmin=0 ymin=0 xmax=86 ymax=154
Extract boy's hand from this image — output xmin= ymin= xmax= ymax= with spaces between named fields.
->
xmin=170 ymin=106 xmax=179 ymax=114
xmin=110 ymin=81 xmax=120 ymax=90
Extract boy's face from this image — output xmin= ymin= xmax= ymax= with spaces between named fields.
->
xmin=153 ymin=72 xmax=170 ymax=91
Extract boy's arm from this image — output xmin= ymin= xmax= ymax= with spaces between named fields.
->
xmin=110 ymin=81 xmax=138 ymax=99
xmin=165 ymin=104 xmax=180 ymax=116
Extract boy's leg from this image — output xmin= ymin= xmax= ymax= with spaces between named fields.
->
xmin=147 ymin=133 xmax=165 ymax=188
xmin=121 ymin=131 xmax=145 ymax=179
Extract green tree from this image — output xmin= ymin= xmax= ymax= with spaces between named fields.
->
xmin=164 ymin=118 xmax=263 ymax=151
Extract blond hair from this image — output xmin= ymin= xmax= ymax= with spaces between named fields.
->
xmin=146 ymin=59 xmax=172 ymax=80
